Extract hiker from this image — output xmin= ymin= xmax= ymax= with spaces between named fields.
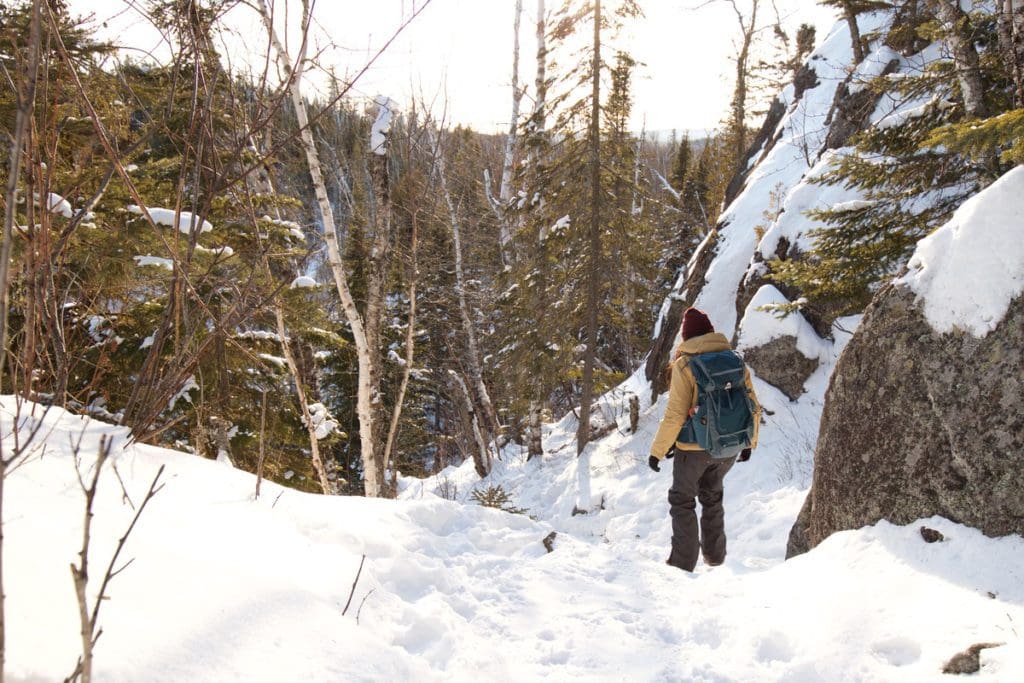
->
xmin=648 ymin=307 xmax=760 ymax=571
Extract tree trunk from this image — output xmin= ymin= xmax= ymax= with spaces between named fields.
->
xmin=450 ymin=370 xmax=492 ymax=477
xmin=496 ymin=0 xmax=524 ymax=265
xmin=255 ymin=389 xmax=268 ymax=499
xmin=527 ymin=400 xmax=543 ymax=460
xmin=260 ymin=0 xmax=383 ymax=497
xmin=574 ymin=0 xmax=602 ymax=514
xmin=931 ymin=0 xmax=988 ymax=117
xmin=728 ymin=0 xmax=759 ymax=169
xmin=529 ymin=0 xmax=548 ymax=161
xmin=248 ymin=125 xmax=335 ymax=496
xmin=364 ymin=103 xmax=396 ymax=495
xmin=844 ymin=5 xmax=865 ymax=63
xmin=999 ymin=0 xmax=1024 ymax=105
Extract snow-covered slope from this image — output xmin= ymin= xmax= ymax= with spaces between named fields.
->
xmin=666 ymin=7 xmax=955 ymax=349
xmin=7 ymin=369 xmax=1024 ymax=681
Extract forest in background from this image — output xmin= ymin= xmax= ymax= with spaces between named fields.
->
xmin=1 ymin=0 xmax=1021 ymax=498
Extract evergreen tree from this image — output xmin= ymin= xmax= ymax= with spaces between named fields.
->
xmin=774 ymin=2 xmax=1017 ymax=316
xmin=669 ymin=134 xmax=692 ymax=197
xmin=499 ymin=0 xmax=651 ymax=438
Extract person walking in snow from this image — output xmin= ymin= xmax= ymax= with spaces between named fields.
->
xmin=649 ymin=307 xmax=761 ymax=571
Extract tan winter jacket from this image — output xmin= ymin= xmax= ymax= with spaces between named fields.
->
xmin=649 ymin=332 xmax=761 ymax=459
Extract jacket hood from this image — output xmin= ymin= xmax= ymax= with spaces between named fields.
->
xmin=678 ymin=332 xmax=732 ymax=356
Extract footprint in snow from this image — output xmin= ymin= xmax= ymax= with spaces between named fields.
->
xmin=684 ymin=619 xmax=723 ymax=648
xmin=540 ymin=650 xmax=571 ymax=665
xmin=870 ymin=637 xmax=921 ymax=666
xmin=756 ymin=630 xmax=795 ymax=663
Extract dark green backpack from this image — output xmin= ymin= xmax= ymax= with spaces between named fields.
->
xmin=677 ymin=350 xmax=755 ymax=459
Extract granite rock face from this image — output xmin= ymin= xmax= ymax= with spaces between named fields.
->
xmin=787 ymin=285 xmax=1024 ymax=558
xmin=741 ymin=336 xmax=819 ymax=401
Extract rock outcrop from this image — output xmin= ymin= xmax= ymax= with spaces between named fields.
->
xmin=787 ymin=286 xmax=1024 ymax=557
xmin=736 ymin=285 xmax=829 ymax=402
xmin=741 ymin=336 xmax=819 ymax=401
xmin=788 ymin=167 xmax=1024 ymax=558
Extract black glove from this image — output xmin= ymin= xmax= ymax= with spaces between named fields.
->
xmin=738 ymin=448 xmax=752 ymax=462
xmin=648 ymin=455 xmax=661 ymax=472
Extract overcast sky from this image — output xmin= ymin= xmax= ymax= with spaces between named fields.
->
xmin=74 ymin=0 xmax=841 ymax=135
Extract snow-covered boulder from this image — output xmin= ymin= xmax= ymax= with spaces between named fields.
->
xmin=736 ymin=286 xmax=830 ymax=401
xmin=788 ymin=167 xmax=1024 ymax=557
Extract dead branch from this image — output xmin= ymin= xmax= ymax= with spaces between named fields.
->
xmin=341 ymin=554 xmax=367 ymax=616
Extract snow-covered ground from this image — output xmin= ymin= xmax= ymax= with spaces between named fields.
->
xmin=7 ymin=5 xmax=1023 ymax=680
xmin=5 ymin=363 xmax=1023 ymax=682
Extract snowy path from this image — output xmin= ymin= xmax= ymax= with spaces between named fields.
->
xmin=4 ymin=391 xmax=1024 ymax=682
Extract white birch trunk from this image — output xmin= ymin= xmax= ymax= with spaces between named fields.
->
xmin=527 ymin=400 xmax=543 ymax=460
xmin=259 ymin=0 xmax=383 ymax=497
xmin=931 ymin=0 xmax=987 ymax=117
xmin=532 ymin=0 xmax=547 ymax=145
xmin=496 ymin=0 xmax=524 ymax=263
xmin=363 ymin=98 xmax=397 ymax=494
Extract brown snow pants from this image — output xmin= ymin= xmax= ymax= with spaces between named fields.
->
xmin=667 ymin=449 xmax=736 ymax=571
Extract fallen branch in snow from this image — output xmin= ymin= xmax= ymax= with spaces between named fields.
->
xmin=341 ymin=554 xmax=367 ymax=617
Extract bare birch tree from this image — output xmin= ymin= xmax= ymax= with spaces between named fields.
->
xmin=259 ymin=0 xmax=386 ymax=496
xmin=526 ymin=0 xmax=547 ymax=461
xmin=258 ymin=0 xmax=433 ymax=496
xmin=245 ymin=132 xmax=337 ymax=495
xmin=487 ymin=0 xmax=525 ymax=266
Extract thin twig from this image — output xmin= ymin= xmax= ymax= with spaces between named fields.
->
xmin=89 ymin=464 xmax=165 ymax=630
xmin=341 ymin=554 xmax=367 ymax=616
xmin=355 ymin=589 xmax=376 ymax=626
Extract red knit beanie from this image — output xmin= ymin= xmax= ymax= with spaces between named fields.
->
xmin=681 ymin=307 xmax=714 ymax=341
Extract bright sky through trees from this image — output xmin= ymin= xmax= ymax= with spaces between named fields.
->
xmin=75 ymin=0 xmax=838 ymax=134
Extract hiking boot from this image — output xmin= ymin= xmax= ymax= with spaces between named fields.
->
xmin=666 ymin=557 xmax=693 ymax=572
xmin=702 ymin=554 xmax=723 ymax=567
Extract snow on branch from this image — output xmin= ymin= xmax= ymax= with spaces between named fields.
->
xmin=128 ymin=205 xmax=213 ymax=234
